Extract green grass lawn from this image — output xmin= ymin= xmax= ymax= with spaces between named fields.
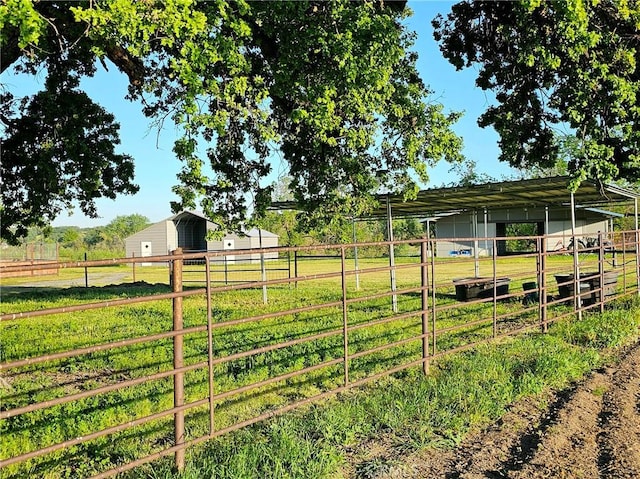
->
xmin=1 ymin=252 xmax=638 ymax=478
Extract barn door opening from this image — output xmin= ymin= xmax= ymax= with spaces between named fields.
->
xmin=496 ymin=222 xmax=544 ymax=255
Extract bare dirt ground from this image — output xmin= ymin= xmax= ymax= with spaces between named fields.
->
xmin=355 ymin=341 xmax=640 ymax=479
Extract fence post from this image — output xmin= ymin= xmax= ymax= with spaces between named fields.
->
xmin=570 ymin=192 xmax=582 ymax=320
xmin=353 ymin=219 xmax=360 ymax=291
xmin=430 ymin=239 xmax=437 ymax=357
xmin=205 ymin=256 xmax=216 ymax=435
xmin=388 ymin=241 xmax=398 ymax=313
xmin=84 ymin=252 xmax=89 ymax=288
xmin=258 ymin=229 xmax=267 ymax=304
xmin=294 ymin=251 xmax=299 ymax=289
xmin=420 ymin=241 xmax=429 ymax=375
xmin=340 ymin=247 xmax=349 ymax=387
xmin=492 ymin=239 xmax=497 ymax=337
xmin=538 ymin=237 xmax=548 ymax=333
xmin=172 ymin=248 xmax=185 ymax=471
xmin=132 ymin=252 xmax=136 ymax=283
xmin=261 ymin=251 xmax=267 ymax=304
xmin=599 ymin=231 xmax=605 ymax=313
xmin=622 ymin=233 xmax=627 ymax=293
xmin=635 ymin=198 xmax=640 ymax=296
xmin=473 ymin=210 xmax=480 ymax=277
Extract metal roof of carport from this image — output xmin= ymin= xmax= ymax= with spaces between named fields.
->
xmin=363 ymin=176 xmax=638 ymax=219
xmin=269 ymin=176 xmax=638 ymax=218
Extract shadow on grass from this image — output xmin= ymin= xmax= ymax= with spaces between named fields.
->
xmin=0 ymin=282 xmax=172 ymax=303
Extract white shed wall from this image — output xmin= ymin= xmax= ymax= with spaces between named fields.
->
xmin=546 ymin=219 xmax=608 ymax=250
xmin=125 ymin=212 xmax=278 ymax=263
xmin=248 ymin=235 xmax=279 ymax=260
xmin=435 ymin=216 xmax=475 ymax=257
xmin=166 ymin=220 xmax=178 ymax=254
xmin=435 ymin=214 xmax=610 ymax=256
xmin=125 ymin=221 xmax=170 ymax=259
xmin=206 ymin=232 xmax=279 ymax=263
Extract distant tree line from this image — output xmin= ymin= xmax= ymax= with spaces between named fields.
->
xmin=6 ymin=214 xmax=151 ymax=260
xmin=4 ymin=211 xmax=429 ymax=261
xmin=6 ymin=199 xmax=635 ymax=263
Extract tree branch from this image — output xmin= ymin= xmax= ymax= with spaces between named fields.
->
xmin=103 ymin=44 xmax=145 ymax=87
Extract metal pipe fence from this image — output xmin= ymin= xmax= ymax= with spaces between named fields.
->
xmin=0 ymin=231 xmax=638 ymax=478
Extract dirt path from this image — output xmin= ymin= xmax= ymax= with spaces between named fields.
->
xmin=377 ymin=341 xmax=640 ymax=479
xmin=1 ymin=272 xmax=129 ymax=291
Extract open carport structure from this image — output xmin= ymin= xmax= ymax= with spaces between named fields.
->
xmin=367 ymin=176 xmax=637 ymax=255
xmin=273 ymin=176 xmax=638 ymax=236
xmin=272 ymin=176 xmax=639 ymax=311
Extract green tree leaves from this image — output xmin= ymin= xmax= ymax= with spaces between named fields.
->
xmin=0 ymin=0 xmax=45 ymax=51
xmin=2 ymin=1 xmax=463 ymax=241
xmin=433 ymin=0 xmax=640 ymax=188
xmin=1 ymin=87 xmax=137 ymax=244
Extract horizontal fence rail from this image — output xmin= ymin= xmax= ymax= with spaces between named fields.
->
xmin=1 ymin=230 xmax=639 ymax=478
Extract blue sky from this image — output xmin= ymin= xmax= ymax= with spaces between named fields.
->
xmin=2 ymin=1 xmax=517 ymax=228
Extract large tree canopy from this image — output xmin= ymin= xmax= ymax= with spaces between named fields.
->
xmin=1 ymin=0 xmax=463 ymax=243
xmin=433 ymin=0 xmax=640 ymax=189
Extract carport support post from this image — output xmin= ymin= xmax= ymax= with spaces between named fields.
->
xmin=386 ymin=195 xmax=398 ymax=313
xmin=610 ymin=218 xmax=617 ymax=267
xmin=171 ymin=248 xmax=185 ymax=471
xmin=545 ymin=206 xmax=549 ymax=252
xmin=484 ymin=208 xmax=489 ymax=258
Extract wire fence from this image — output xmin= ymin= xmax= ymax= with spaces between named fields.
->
xmin=1 ymin=230 xmax=639 ymax=478
xmin=0 ymin=242 xmax=59 ymax=262
xmin=0 ymin=242 xmax=60 ymax=278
